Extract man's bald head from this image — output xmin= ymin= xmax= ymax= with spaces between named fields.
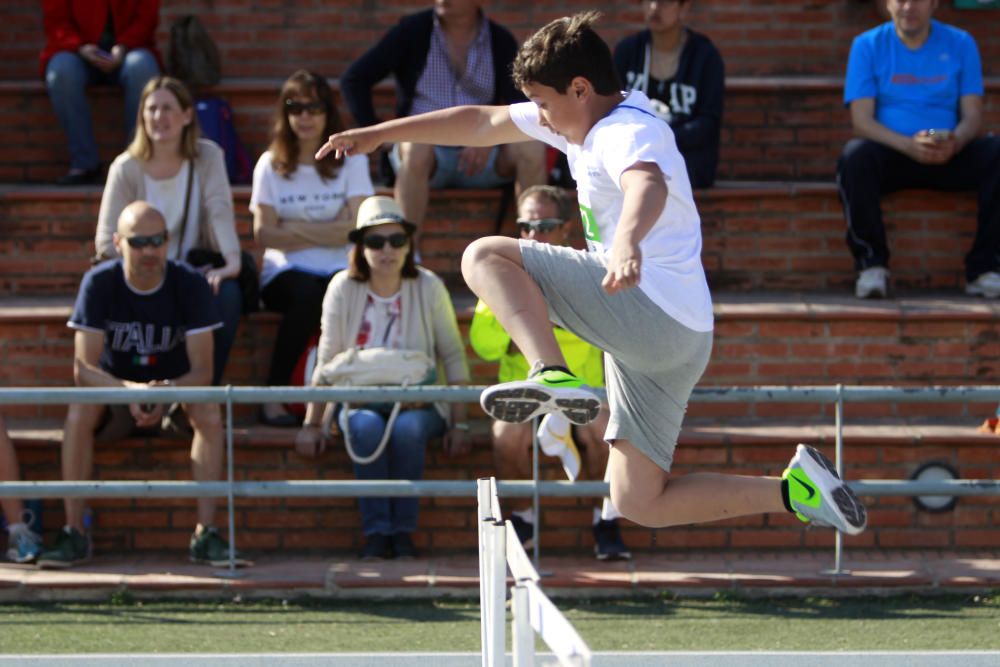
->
xmin=117 ymin=201 xmax=167 ymax=237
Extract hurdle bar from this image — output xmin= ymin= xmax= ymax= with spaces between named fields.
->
xmin=478 ymin=477 xmax=592 ymax=667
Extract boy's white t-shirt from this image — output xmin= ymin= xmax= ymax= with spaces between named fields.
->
xmin=250 ymin=152 xmax=375 ymax=287
xmin=508 ymin=90 xmax=713 ymax=332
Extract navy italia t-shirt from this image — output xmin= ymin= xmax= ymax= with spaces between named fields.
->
xmin=68 ymin=260 xmax=222 ymax=382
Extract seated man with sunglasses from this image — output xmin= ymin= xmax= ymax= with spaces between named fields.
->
xmin=38 ymin=201 xmax=248 ymax=569
xmin=469 ymin=186 xmax=630 ymax=561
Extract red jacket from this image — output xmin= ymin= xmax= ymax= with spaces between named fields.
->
xmin=40 ymin=0 xmax=161 ymax=77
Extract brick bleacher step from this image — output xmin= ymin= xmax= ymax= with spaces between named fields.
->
xmin=0 ymin=182 xmax=980 ymax=296
xmin=8 ymin=416 xmax=997 ymax=555
xmin=2 ymin=291 xmax=997 ymax=422
xmin=2 ymin=77 xmax=996 ymax=183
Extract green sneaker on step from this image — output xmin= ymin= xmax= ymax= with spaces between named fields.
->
xmin=782 ymin=444 xmax=867 ymax=536
xmin=480 ymin=367 xmax=600 ymax=425
xmin=190 ymin=527 xmax=252 ymax=567
xmin=37 ymin=526 xmax=90 ymax=569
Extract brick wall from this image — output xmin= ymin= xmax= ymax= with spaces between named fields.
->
xmin=2 ymin=1 xmax=999 ymax=81
xmin=0 ymin=185 xmax=982 ymax=297
xmin=12 ymin=425 xmax=998 ymax=554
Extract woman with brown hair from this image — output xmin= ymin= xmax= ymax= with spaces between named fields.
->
xmin=295 ymin=196 xmax=470 ymax=560
xmin=95 ymin=75 xmax=242 ymax=386
xmin=252 ymin=70 xmax=375 ymax=426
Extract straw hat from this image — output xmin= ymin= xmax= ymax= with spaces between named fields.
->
xmin=348 ymin=196 xmax=417 ymax=243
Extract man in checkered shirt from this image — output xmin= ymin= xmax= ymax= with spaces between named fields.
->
xmin=341 ymin=0 xmax=547 ymax=240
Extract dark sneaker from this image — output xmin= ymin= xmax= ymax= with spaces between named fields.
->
xmin=6 ymin=522 xmax=43 ymax=564
xmin=508 ymin=514 xmax=535 ymax=550
xmin=391 ymin=532 xmax=418 ymax=560
xmin=480 ymin=367 xmax=600 ymax=425
xmin=360 ymin=533 xmax=392 ymax=561
xmin=593 ymin=519 xmax=631 ymax=561
xmin=782 ymin=444 xmax=867 ymax=536
xmin=189 ymin=527 xmax=251 ymax=567
xmin=37 ymin=526 xmax=90 ymax=569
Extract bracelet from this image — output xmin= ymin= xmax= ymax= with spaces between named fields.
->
xmin=451 ymin=422 xmax=470 ymax=431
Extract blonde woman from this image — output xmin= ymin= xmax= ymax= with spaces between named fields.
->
xmin=95 ymin=76 xmax=242 ymax=386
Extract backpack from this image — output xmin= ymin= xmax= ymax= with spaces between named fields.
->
xmin=168 ymin=15 xmax=222 ymax=91
xmin=195 ymin=97 xmax=253 ymax=185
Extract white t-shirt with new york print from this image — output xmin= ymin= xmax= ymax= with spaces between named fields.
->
xmin=508 ymin=90 xmax=713 ymax=333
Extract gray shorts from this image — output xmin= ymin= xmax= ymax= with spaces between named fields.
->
xmin=519 ymin=240 xmax=713 ymax=472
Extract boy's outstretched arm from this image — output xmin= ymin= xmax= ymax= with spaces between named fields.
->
xmin=602 ymin=162 xmax=668 ymax=295
xmin=316 ymin=105 xmax=530 ymax=160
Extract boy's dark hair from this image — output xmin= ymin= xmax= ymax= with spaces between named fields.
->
xmin=512 ymin=11 xmax=621 ymax=96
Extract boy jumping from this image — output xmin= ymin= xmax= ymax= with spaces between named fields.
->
xmin=317 ymin=12 xmax=867 ymax=535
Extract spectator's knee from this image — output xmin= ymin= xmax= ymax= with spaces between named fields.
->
xmin=184 ymin=404 xmax=223 ymax=436
xmin=838 ymin=138 xmax=878 ymax=175
xmin=45 ymin=53 xmax=86 ymax=94
xmin=397 ymin=142 xmax=435 ymax=178
xmin=64 ymin=404 xmax=104 ymax=435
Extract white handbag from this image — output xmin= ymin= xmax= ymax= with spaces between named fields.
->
xmin=318 ymin=347 xmax=435 ymax=465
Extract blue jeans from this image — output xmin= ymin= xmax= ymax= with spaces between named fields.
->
xmin=212 ymin=279 xmax=242 ymax=386
xmin=45 ymin=49 xmax=160 ymax=170
xmin=342 ymin=406 xmax=446 ymax=536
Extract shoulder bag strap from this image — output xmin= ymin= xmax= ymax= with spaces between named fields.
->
xmin=175 ymin=160 xmax=194 ymax=261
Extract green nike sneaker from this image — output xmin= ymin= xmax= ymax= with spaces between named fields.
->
xmin=782 ymin=444 xmax=867 ymax=536
xmin=480 ymin=367 xmax=601 ymax=425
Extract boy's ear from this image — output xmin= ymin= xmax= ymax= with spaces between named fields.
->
xmin=569 ymin=76 xmax=592 ymax=101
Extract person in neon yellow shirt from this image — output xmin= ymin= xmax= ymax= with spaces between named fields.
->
xmin=470 ymin=185 xmax=629 ymax=560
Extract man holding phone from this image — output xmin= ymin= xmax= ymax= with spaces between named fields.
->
xmin=38 ymin=202 xmax=247 ymax=570
xmin=837 ymin=0 xmax=1000 ymax=299
xmin=41 ymin=0 xmax=162 ymax=185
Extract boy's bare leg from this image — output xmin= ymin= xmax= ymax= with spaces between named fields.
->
xmin=186 ymin=403 xmax=224 ymax=528
xmin=394 ymin=142 xmax=435 ymax=228
xmin=61 ymin=403 xmax=103 ymax=532
xmin=0 ymin=422 xmax=24 ymax=522
xmin=462 ymin=236 xmax=566 ymax=368
xmin=607 ymin=439 xmax=785 ymax=528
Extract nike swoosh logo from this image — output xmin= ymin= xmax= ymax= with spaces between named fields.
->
xmin=791 ymin=475 xmax=816 ymax=500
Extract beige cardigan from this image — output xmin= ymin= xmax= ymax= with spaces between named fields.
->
xmin=94 ymin=139 xmax=240 ymax=262
xmin=313 ymin=267 xmax=471 ymax=419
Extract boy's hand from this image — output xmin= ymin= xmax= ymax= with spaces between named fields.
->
xmin=602 ymin=242 xmax=642 ymax=294
xmin=315 ymin=127 xmax=382 ymax=160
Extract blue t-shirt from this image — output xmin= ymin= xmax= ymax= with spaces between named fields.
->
xmin=68 ymin=260 xmax=222 ymax=382
xmin=843 ymin=20 xmax=983 ymax=137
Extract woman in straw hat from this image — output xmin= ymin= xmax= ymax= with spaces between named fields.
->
xmin=296 ymin=196 xmax=471 ymax=560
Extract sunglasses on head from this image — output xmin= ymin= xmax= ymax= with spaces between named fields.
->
xmin=516 ymin=218 xmax=565 ymax=234
xmin=362 ymin=232 xmax=410 ymax=250
xmin=125 ymin=231 xmax=168 ymax=249
xmin=284 ymin=99 xmax=325 ymax=116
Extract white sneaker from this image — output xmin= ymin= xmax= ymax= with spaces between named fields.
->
xmin=855 ymin=266 xmax=889 ymax=299
xmin=537 ymin=413 xmax=581 ymax=481
xmin=965 ymin=271 xmax=1000 ymax=298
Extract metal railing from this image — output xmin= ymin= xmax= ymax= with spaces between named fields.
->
xmin=1 ymin=385 xmax=999 ymax=574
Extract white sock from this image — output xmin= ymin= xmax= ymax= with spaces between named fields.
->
xmin=599 ymin=499 xmax=622 ymax=522
xmin=512 ymin=508 xmax=535 ymax=524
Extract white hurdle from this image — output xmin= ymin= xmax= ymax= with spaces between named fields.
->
xmin=478 ymin=477 xmax=593 ymax=667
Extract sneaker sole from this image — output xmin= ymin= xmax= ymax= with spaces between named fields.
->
xmin=481 ymin=382 xmax=600 ymax=425
xmin=191 ymin=557 xmax=254 ymax=568
xmin=37 ymin=556 xmax=89 ymax=570
xmin=594 ymin=547 xmax=632 ymax=562
xmin=796 ymin=445 xmax=868 ymax=535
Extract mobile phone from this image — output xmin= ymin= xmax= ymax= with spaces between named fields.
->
xmin=93 ymin=48 xmax=113 ymax=61
xmin=927 ymin=129 xmax=952 ymax=142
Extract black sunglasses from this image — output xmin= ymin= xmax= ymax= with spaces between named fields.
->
xmin=516 ymin=218 xmax=565 ymax=234
xmin=362 ymin=232 xmax=410 ymax=250
xmin=125 ymin=231 xmax=168 ymax=249
xmin=285 ymin=100 xmax=325 ymax=116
